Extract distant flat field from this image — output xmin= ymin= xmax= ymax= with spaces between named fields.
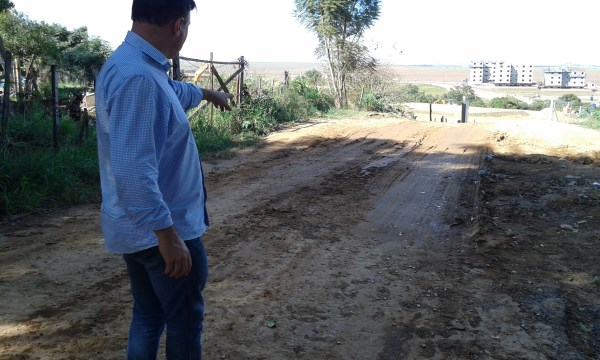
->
xmin=247 ymin=62 xmax=600 ymax=86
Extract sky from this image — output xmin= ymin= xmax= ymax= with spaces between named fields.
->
xmin=10 ymin=0 xmax=600 ymax=67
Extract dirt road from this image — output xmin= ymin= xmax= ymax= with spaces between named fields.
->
xmin=1 ymin=110 xmax=599 ymax=359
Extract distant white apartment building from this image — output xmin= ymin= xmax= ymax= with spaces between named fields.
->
xmin=469 ymin=61 xmax=534 ymax=86
xmin=543 ymin=68 xmax=586 ymax=88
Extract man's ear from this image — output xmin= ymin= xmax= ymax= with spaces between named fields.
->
xmin=172 ymin=17 xmax=185 ymax=35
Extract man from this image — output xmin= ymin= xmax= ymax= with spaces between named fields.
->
xmin=95 ymin=0 xmax=231 ymax=358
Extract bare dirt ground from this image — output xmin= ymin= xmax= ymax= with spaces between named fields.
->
xmin=1 ymin=109 xmax=600 ymax=360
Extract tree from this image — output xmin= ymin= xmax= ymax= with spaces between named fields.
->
xmin=0 ymin=0 xmax=13 ymax=150
xmin=444 ymin=84 xmax=480 ymax=104
xmin=0 ymin=11 xmax=62 ymax=95
xmin=294 ymin=0 xmax=380 ymax=108
xmin=0 ymin=11 xmax=112 ymax=93
xmin=304 ymin=69 xmax=323 ymax=88
xmin=61 ymin=32 xmax=112 ymax=85
xmin=559 ymin=93 xmax=582 ymax=108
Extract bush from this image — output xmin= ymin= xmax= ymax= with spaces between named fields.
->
xmin=489 ymin=97 xmax=530 ymax=110
xmin=359 ymin=93 xmax=387 ymax=112
xmin=470 ymin=98 xmax=487 ymax=107
xmin=289 ymin=76 xmax=333 ymax=113
xmin=579 ymin=108 xmax=600 ymax=129
xmin=0 ymin=131 xmax=100 ymax=216
xmin=445 ymin=84 xmax=481 ymax=104
xmin=529 ymin=100 xmax=549 ymax=111
xmin=559 ymin=93 xmax=582 ymax=108
xmin=397 ymin=84 xmax=429 ymax=103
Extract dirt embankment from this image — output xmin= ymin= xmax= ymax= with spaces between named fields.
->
xmin=1 ymin=110 xmax=599 ymax=359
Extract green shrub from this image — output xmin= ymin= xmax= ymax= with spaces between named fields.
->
xmin=444 ymin=84 xmax=481 ymax=104
xmin=397 ymin=84 xmax=429 ymax=103
xmin=579 ymin=108 xmax=600 ymax=129
xmin=489 ymin=97 xmax=530 ymax=110
xmin=529 ymin=100 xmax=550 ymax=111
xmin=289 ymin=76 xmax=333 ymax=113
xmin=559 ymin=93 xmax=582 ymax=108
xmin=470 ymin=98 xmax=487 ymax=107
xmin=359 ymin=93 xmax=387 ymax=112
xmin=0 ymin=136 xmax=100 ymax=216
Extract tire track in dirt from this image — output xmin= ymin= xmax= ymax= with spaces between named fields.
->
xmin=199 ymin=119 xmax=494 ymax=359
xmin=355 ymin=123 xmax=488 ymax=246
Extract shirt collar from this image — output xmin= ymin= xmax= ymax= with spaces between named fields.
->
xmin=124 ymin=31 xmax=171 ymax=72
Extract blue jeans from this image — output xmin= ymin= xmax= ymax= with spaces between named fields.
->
xmin=122 ymin=237 xmax=208 ymax=360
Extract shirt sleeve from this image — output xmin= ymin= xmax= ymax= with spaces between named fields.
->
xmin=107 ymin=74 xmax=174 ymax=231
xmin=168 ymin=79 xmax=203 ymax=111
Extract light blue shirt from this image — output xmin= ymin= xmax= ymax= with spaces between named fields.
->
xmin=95 ymin=31 xmax=207 ymax=254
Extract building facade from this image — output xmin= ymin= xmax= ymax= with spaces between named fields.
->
xmin=469 ymin=61 xmax=534 ymax=86
xmin=543 ymin=68 xmax=586 ymax=88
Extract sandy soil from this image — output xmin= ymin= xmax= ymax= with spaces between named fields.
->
xmin=1 ymin=109 xmax=599 ymax=359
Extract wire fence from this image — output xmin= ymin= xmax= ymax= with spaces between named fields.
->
xmin=548 ymin=99 xmax=593 ymax=124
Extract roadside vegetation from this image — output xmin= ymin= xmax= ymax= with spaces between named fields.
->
xmin=3 ymin=67 xmax=600 ymax=217
xmin=1 ymin=0 xmax=598 ymax=217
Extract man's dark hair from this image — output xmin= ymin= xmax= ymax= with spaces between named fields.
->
xmin=132 ymin=0 xmax=196 ymax=26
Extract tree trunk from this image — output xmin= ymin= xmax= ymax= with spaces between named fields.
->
xmin=324 ymin=38 xmax=341 ymax=108
xmin=1 ymin=51 xmax=12 ymax=150
xmin=51 ymin=65 xmax=60 ymax=152
xmin=339 ymin=73 xmax=347 ymax=108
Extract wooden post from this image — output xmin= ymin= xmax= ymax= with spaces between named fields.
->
xmin=172 ymin=55 xmax=181 ymax=81
xmin=429 ymin=102 xmax=433 ymax=122
xmin=209 ymin=52 xmax=214 ymax=124
xmin=238 ymin=56 xmax=244 ymax=108
xmin=51 ymin=65 xmax=60 ymax=151
xmin=77 ymin=108 xmax=89 ymax=145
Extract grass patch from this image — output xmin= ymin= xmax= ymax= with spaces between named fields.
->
xmin=415 ymin=84 xmax=448 ymax=97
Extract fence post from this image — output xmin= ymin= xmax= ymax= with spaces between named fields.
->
xmin=172 ymin=55 xmax=181 ymax=81
xmin=429 ymin=102 xmax=433 ymax=122
xmin=238 ymin=56 xmax=244 ymax=108
xmin=51 ymin=65 xmax=60 ymax=151
xmin=77 ymin=108 xmax=89 ymax=145
xmin=209 ymin=52 xmax=214 ymax=123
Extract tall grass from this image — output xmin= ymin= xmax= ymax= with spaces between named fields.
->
xmin=0 ymin=106 xmax=100 ymax=216
xmin=190 ymin=77 xmax=334 ymax=159
xmin=579 ymin=108 xmax=600 ymax=129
